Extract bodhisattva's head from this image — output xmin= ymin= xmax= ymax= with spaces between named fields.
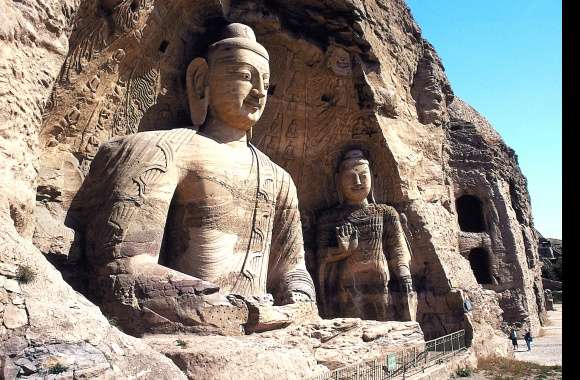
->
xmin=186 ymin=23 xmax=270 ymax=131
xmin=336 ymin=149 xmax=375 ymax=205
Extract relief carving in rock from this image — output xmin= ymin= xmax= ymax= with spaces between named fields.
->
xmin=316 ymin=148 xmax=417 ymax=322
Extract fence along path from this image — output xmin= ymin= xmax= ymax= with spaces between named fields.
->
xmin=311 ymin=330 xmax=467 ymax=380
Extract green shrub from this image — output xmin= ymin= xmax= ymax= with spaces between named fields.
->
xmin=16 ymin=265 xmax=36 ymax=284
xmin=107 ymin=316 xmax=119 ymax=326
xmin=456 ymin=367 xmax=472 ymax=377
xmin=48 ymin=363 xmax=69 ymax=374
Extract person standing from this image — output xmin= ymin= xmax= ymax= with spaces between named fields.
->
xmin=524 ymin=330 xmax=533 ymax=351
xmin=509 ymin=329 xmax=518 ymax=350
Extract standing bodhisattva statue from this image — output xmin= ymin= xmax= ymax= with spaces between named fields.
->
xmin=316 ymin=149 xmax=417 ymax=322
xmin=81 ymin=23 xmax=316 ymax=335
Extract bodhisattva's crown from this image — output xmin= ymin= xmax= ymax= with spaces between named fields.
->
xmin=209 ymin=23 xmax=269 ymax=61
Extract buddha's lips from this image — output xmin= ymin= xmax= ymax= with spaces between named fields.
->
xmin=244 ymin=98 xmax=263 ymax=111
xmin=245 ymin=105 xmax=261 ymax=113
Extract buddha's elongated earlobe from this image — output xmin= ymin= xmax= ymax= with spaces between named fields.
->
xmin=369 ymin=187 xmax=376 ymax=204
xmin=186 ymin=57 xmax=210 ymax=127
xmin=368 ymin=164 xmax=376 ymax=204
xmin=335 ymin=173 xmax=344 ymax=204
xmin=247 ymin=126 xmax=253 ymax=144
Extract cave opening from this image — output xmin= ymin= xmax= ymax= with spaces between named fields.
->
xmin=456 ymin=195 xmax=485 ymax=232
xmin=468 ymin=248 xmax=493 ymax=285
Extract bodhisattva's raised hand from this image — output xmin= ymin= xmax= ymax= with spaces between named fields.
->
xmin=398 ymin=265 xmax=413 ymax=293
xmin=401 ymin=275 xmax=413 ymax=293
xmin=336 ymin=223 xmax=358 ymax=252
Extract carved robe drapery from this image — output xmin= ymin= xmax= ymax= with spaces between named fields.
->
xmin=316 ymin=203 xmax=411 ymax=320
xmin=82 ymin=128 xmax=315 ymax=305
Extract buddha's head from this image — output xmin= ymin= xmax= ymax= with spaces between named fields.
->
xmin=187 ymin=23 xmax=270 ymax=132
xmin=336 ymin=149 xmax=375 ymax=205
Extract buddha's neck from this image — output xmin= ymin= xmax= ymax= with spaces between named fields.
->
xmin=342 ymin=199 xmax=369 ymax=207
xmin=202 ymin=118 xmax=250 ymax=149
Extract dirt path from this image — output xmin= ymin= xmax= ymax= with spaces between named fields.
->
xmin=513 ymin=304 xmax=562 ymax=366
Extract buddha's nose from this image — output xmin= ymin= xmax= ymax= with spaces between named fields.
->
xmin=354 ymin=175 xmax=362 ymax=185
xmin=251 ymin=87 xmax=266 ymax=99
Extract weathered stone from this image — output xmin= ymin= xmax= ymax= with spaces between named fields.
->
xmin=3 ymin=279 xmax=21 ymax=294
xmin=0 ymin=263 xmax=18 ymax=278
xmin=1 ymin=357 xmax=20 ymax=380
xmin=145 ymin=319 xmax=424 ymax=379
xmin=0 ymin=0 xmax=546 ymax=376
xmin=73 ymin=362 xmax=112 ymax=378
xmin=0 ymin=0 xmax=185 ymax=378
xmin=3 ymin=304 xmax=28 ymax=329
xmin=17 ymin=342 xmax=111 ymax=378
xmin=14 ymin=357 xmax=37 ymax=375
xmin=1 ymin=335 xmax=28 ymax=357
xmin=245 ymin=297 xmax=319 ymax=333
xmin=33 ymin=206 xmax=79 ymax=259
xmin=316 ymin=149 xmax=416 ymax=322
xmin=446 ymin=100 xmax=546 ymax=333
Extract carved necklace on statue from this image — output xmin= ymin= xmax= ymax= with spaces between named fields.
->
xmin=341 ymin=203 xmax=376 ymax=222
xmin=340 ymin=204 xmax=383 ymax=242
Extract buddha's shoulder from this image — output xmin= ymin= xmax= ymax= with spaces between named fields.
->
xmin=316 ymin=206 xmax=343 ymax=225
xmin=372 ymin=204 xmax=400 ymax=219
xmin=100 ymin=128 xmax=199 ymax=154
xmin=251 ymin=147 xmax=294 ymax=181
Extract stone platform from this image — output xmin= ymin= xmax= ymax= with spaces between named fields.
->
xmin=144 ymin=319 xmax=424 ymax=380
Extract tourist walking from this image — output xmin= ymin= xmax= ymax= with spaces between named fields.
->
xmin=524 ymin=330 xmax=533 ymax=351
xmin=509 ymin=329 xmax=518 ymax=350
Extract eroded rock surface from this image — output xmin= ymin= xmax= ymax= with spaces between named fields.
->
xmin=0 ymin=229 xmax=186 ymax=379
xmin=145 ymin=319 xmax=424 ymax=379
xmin=1 ymin=0 xmax=546 ymax=377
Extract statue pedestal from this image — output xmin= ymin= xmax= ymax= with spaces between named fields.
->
xmin=144 ymin=319 xmax=424 ymax=379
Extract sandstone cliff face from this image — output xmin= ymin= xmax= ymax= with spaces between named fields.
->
xmin=2 ymin=0 xmax=542 ymax=377
xmin=446 ymin=98 xmax=545 ymax=333
xmin=0 ymin=0 xmax=187 ymax=378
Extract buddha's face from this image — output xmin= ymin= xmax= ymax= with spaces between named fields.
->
xmin=338 ymin=161 xmax=372 ymax=205
xmin=327 ymin=46 xmax=351 ymax=76
xmin=207 ymin=48 xmax=270 ymax=131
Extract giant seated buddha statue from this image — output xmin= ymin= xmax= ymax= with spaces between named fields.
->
xmin=80 ymin=23 xmax=317 ymax=335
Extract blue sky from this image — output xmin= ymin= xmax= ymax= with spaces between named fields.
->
xmin=405 ymin=0 xmax=562 ymax=239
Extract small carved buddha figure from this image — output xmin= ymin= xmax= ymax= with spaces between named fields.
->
xmin=81 ymin=23 xmax=316 ymax=335
xmin=316 ymin=149 xmax=415 ymax=321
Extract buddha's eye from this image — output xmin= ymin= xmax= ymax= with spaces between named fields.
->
xmin=234 ymin=69 xmax=252 ymax=81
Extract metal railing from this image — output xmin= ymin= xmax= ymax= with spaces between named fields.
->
xmin=310 ymin=330 xmax=466 ymax=380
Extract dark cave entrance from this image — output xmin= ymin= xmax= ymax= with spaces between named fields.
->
xmin=456 ymin=195 xmax=485 ymax=232
xmin=468 ymin=248 xmax=493 ymax=285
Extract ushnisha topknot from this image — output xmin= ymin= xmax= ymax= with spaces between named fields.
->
xmin=338 ymin=149 xmax=369 ymax=172
xmin=208 ymin=23 xmax=269 ymax=61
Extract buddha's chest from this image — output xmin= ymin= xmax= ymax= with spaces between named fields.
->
xmin=181 ymin=167 xmax=255 ymax=200
xmin=171 ymin=155 xmax=278 ymax=237
xmin=337 ymin=210 xmax=385 ymax=242
xmin=172 ymin=165 xmax=254 ymax=229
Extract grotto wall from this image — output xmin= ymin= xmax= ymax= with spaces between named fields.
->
xmin=1 ymin=0 xmax=545 ymax=376
xmin=0 ymin=0 xmax=188 ymax=377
